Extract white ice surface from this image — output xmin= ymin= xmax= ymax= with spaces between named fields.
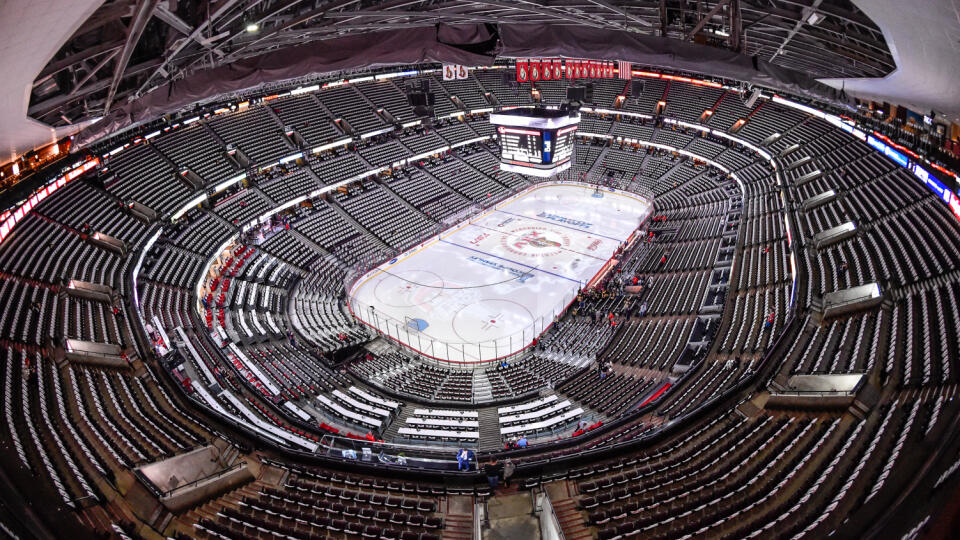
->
xmin=347 ymin=182 xmax=651 ymax=363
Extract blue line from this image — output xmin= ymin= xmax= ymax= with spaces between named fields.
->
xmin=494 ymin=209 xmax=622 ymax=242
xmin=438 ymin=239 xmax=581 ymax=284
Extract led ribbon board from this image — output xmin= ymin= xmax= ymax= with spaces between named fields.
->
xmin=490 ymin=108 xmax=580 ymax=177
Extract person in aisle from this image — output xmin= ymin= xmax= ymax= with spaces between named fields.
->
xmin=483 ymin=459 xmax=503 ymax=488
xmin=502 ymin=458 xmax=516 ymax=488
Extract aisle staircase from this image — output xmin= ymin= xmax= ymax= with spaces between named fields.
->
xmin=325 ymin=199 xmax=391 ymax=251
xmin=472 ymin=371 xmax=494 ymax=402
xmin=378 ymin=179 xmax=438 ymax=223
xmin=381 ymin=406 xmax=416 ymax=441
xmin=545 ymin=481 xmax=594 ymax=540
xmin=477 ymin=408 xmax=502 ymax=450
xmin=483 ymin=492 xmax=539 ymax=539
xmin=442 ymin=495 xmax=475 ymax=540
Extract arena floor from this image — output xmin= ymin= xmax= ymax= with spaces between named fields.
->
xmin=347 ymin=182 xmax=652 ymax=363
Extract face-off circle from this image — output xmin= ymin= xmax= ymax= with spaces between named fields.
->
xmin=371 ymin=269 xmax=445 ymax=308
xmin=451 ymin=298 xmax=535 ymax=343
xmin=500 ymin=226 xmax=570 ymax=258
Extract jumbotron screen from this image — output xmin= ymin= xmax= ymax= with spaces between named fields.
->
xmin=490 ymin=108 xmax=580 ymax=177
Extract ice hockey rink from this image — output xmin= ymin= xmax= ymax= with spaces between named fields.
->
xmin=347 ymin=182 xmax=652 ymax=363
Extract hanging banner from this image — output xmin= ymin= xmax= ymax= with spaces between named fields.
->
xmin=443 ymin=65 xmax=470 ymax=80
xmin=516 ymin=60 xmax=529 ymax=82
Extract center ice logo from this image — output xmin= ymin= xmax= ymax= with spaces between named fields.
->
xmin=501 ymin=227 xmax=570 ymax=257
xmin=515 ymin=231 xmax=561 ymax=250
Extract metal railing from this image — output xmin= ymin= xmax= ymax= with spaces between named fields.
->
xmin=317 ymin=433 xmax=477 ymax=471
xmin=346 ymin=288 xmax=578 ymax=366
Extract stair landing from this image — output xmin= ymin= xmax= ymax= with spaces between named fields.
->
xmin=442 ymin=495 xmax=474 ymax=540
xmin=546 ymin=481 xmax=594 ymax=540
xmin=483 ymin=493 xmax=539 ymax=540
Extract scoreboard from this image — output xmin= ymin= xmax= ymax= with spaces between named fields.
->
xmin=490 ymin=108 xmax=580 ymax=177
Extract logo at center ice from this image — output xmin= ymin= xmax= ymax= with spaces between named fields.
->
xmin=501 ymin=227 xmax=570 ymax=257
xmin=518 ymin=232 xmax=560 ymax=249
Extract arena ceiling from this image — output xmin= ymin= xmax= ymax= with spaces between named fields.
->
xmin=0 ymin=0 xmax=956 ymax=163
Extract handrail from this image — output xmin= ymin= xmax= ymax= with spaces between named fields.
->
xmin=536 ymin=488 xmax=567 ymax=540
xmin=159 ymin=461 xmax=247 ymax=497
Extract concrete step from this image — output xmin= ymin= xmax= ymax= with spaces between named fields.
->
xmin=382 ymin=405 xmax=416 ymax=441
xmin=379 ymin=179 xmax=438 ymax=224
xmin=483 ymin=492 xmax=539 ymax=539
xmin=442 ymin=495 xmax=475 ymax=540
xmin=548 ymin=488 xmax=595 ymax=540
xmin=472 ymin=371 xmax=494 ymax=401
xmin=325 ymin=199 xmax=391 ymax=251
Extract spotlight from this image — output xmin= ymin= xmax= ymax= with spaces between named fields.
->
xmin=246 ymin=23 xmax=259 ymax=33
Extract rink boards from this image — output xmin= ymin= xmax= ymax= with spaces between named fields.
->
xmin=347 ymin=182 xmax=652 ymax=364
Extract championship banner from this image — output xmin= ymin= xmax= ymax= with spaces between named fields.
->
xmin=552 ymin=59 xmax=562 ymax=80
xmin=516 ymin=60 xmax=529 ymax=82
xmin=541 ymin=59 xmax=552 ymax=80
xmin=606 ymin=62 xmax=614 ymax=79
xmin=443 ymin=65 xmax=470 ymax=80
xmin=530 ymin=59 xmax=541 ymax=81
xmin=589 ymin=61 xmax=597 ymax=79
